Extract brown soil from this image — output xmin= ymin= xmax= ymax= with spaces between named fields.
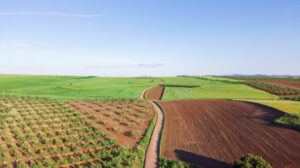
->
xmin=146 ymin=86 xmax=165 ymax=100
xmin=158 ymin=99 xmax=300 ymax=168
xmin=65 ymin=100 xmax=155 ymax=147
xmin=248 ymin=79 xmax=300 ymax=90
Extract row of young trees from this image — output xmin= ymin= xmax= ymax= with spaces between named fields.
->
xmin=244 ymin=81 xmax=300 ymax=95
xmin=3 ymin=146 xmax=136 ymax=168
xmin=0 ymin=95 xmax=138 ymax=168
xmin=280 ymin=96 xmax=300 ymax=101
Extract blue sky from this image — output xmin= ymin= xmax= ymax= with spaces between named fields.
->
xmin=0 ymin=0 xmax=299 ymax=76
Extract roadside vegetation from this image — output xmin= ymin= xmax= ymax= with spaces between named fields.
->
xmin=159 ymin=158 xmax=199 ymax=168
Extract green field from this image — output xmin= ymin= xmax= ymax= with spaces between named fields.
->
xmin=244 ymin=100 xmax=300 ymax=115
xmin=161 ymin=76 xmax=238 ymax=85
xmin=161 ymin=77 xmax=278 ymax=100
xmin=243 ymin=100 xmax=300 ymax=130
xmin=0 ymin=75 xmax=160 ymax=100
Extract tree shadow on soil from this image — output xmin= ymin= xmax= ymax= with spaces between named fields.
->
xmin=242 ymin=101 xmax=284 ymax=121
xmin=239 ymin=101 xmax=298 ymax=131
xmin=174 ymin=149 xmax=232 ymax=168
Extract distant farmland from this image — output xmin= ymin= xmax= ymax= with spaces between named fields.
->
xmin=1 ymin=74 xmax=299 ymax=168
xmin=161 ymin=77 xmax=278 ymax=100
xmin=0 ymin=75 xmax=160 ymax=100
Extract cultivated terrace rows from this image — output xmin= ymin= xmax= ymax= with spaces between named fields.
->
xmin=0 ymin=95 xmax=154 ymax=168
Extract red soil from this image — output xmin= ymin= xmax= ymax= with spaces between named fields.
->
xmin=145 ymin=85 xmax=165 ymax=100
xmin=158 ymin=99 xmax=300 ymax=168
xmin=65 ymin=100 xmax=155 ymax=147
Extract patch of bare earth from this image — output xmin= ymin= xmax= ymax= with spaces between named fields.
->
xmin=65 ymin=100 xmax=155 ymax=147
xmin=158 ymin=99 xmax=300 ymax=168
xmin=145 ymin=86 xmax=165 ymax=100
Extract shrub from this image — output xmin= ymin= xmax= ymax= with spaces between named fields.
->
xmin=159 ymin=158 xmax=196 ymax=168
xmin=128 ymin=121 xmax=136 ymax=126
xmin=132 ymin=131 xmax=141 ymax=139
xmin=233 ymin=153 xmax=271 ymax=168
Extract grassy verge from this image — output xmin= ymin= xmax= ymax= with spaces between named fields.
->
xmin=136 ymin=104 xmax=158 ymax=168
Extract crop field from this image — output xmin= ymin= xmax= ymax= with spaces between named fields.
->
xmin=252 ymin=80 xmax=300 ymax=90
xmin=158 ymin=99 xmax=300 ymax=168
xmin=227 ymin=76 xmax=300 ymax=81
xmin=65 ymin=100 xmax=155 ymax=147
xmin=1 ymin=74 xmax=299 ymax=168
xmin=161 ymin=77 xmax=278 ymax=100
xmin=243 ymin=100 xmax=300 ymax=115
xmin=241 ymin=100 xmax=300 ymax=131
xmin=0 ymin=75 xmax=160 ymax=100
xmin=226 ymin=76 xmax=300 ymax=94
xmin=244 ymin=81 xmax=300 ymax=96
xmin=145 ymin=86 xmax=165 ymax=100
xmin=0 ymin=95 xmax=156 ymax=168
xmin=161 ymin=76 xmax=237 ymax=86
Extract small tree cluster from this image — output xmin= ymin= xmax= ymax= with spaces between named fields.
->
xmin=233 ymin=154 xmax=272 ymax=168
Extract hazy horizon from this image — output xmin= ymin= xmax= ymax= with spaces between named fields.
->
xmin=1 ymin=0 xmax=300 ymax=76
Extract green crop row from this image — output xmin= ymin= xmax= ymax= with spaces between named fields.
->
xmin=244 ymin=81 xmax=300 ymax=95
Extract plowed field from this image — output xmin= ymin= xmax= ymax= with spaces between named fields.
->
xmin=158 ymin=99 xmax=300 ymax=168
xmin=146 ymin=85 xmax=165 ymax=100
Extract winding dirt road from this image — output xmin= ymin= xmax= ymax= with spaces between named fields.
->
xmin=144 ymin=102 xmax=164 ymax=168
xmin=140 ymin=80 xmax=165 ymax=100
xmin=140 ymin=80 xmax=165 ymax=168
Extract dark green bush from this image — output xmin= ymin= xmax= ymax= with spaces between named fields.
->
xmin=233 ymin=153 xmax=271 ymax=168
xmin=159 ymin=158 xmax=198 ymax=168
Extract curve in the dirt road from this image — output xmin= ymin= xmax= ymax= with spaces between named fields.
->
xmin=140 ymin=80 xmax=165 ymax=168
xmin=140 ymin=79 xmax=165 ymax=100
xmin=144 ymin=101 xmax=164 ymax=168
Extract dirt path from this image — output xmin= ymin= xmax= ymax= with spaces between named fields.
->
xmin=140 ymin=80 xmax=165 ymax=168
xmin=144 ymin=101 xmax=164 ymax=168
xmin=140 ymin=87 xmax=149 ymax=100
